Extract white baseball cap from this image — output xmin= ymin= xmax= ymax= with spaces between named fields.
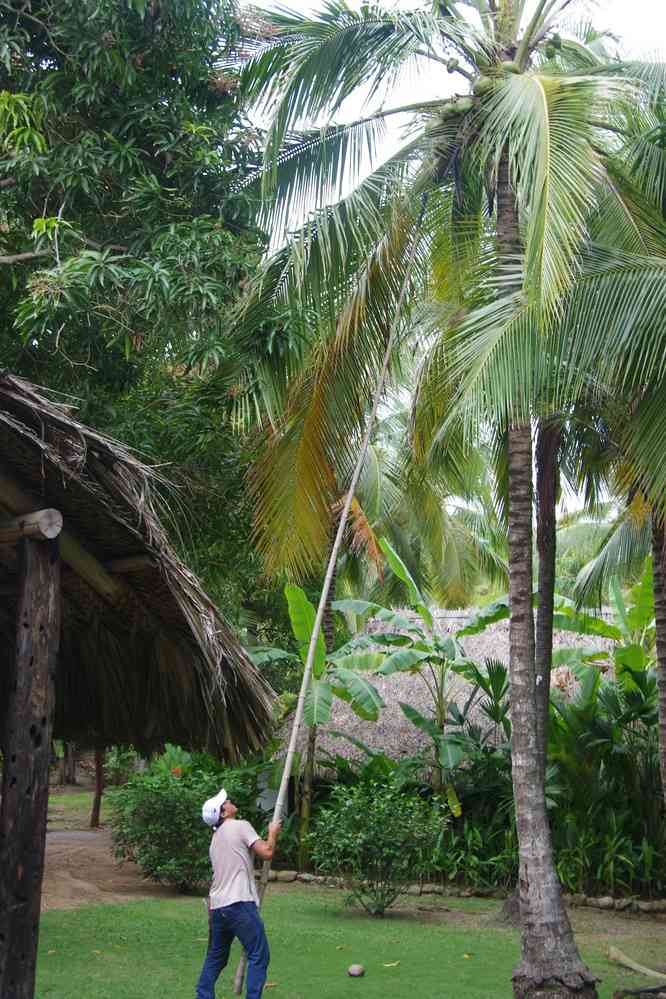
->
xmin=202 ymin=787 xmax=228 ymax=827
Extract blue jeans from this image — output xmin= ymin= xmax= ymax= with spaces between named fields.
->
xmin=195 ymin=901 xmax=270 ymax=999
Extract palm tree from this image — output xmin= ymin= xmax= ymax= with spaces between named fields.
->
xmin=233 ymin=4 xmax=659 ymax=995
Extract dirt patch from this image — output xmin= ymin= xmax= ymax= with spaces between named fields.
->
xmin=569 ymin=905 xmax=666 ymax=939
xmin=394 ymin=902 xmax=478 ymax=925
xmin=42 ymin=828 xmax=180 ymax=912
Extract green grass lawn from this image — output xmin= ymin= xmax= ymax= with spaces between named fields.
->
xmin=36 ymin=888 xmax=665 ymax=999
xmin=47 ymin=789 xmax=105 ymax=830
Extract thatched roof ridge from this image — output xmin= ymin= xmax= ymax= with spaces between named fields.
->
xmin=0 ymin=372 xmax=273 ymax=758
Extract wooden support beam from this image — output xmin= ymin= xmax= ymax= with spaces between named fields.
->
xmin=0 ymin=537 xmax=61 ymax=999
xmin=0 ymin=509 xmax=62 ymax=543
xmin=0 ymin=467 xmax=128 ymax=608
xmin=106 ymin=555 xmax=155 ymax=574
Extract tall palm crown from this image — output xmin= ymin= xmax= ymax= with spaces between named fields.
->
xmin=235 ymin=0 xmax=654 ymax=575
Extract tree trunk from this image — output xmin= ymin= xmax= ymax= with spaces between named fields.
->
xmin=535 ymin=421 xmax=560 ymax=778
xmin=499 ymin=151 xmax=596 ymax=998
xmin=322 ymin=553 xmax=338 ymax=653
xmin=90 ymin=749 xmax=105 ymax=829
xmin=651 ymin=516 xmax=666 ymax=809
xmin=507 ymin=423 xmax=595 ymax=999
xmin=0 ymin=538 xmax=61 ymax=999
xmin=63 ymin=742 xmax=77 ymax=785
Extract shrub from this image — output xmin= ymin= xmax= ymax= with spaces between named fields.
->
xmin=148 ymin=743 xmax=193 ymax=778
xmin=108 ymin=762 xmax=270 ymax=892
xmin=310 ymin=781 xmax=447 ymax=916
xmin=104 ymin=745 xmax=139 ymax=786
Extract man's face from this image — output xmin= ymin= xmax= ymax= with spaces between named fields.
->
xmin=221 ymin=799 xmax=238 ymax=821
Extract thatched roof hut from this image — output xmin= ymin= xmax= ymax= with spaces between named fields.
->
xmin=0 ymin=372 xmax=273 ymax=758
xmin=292 ymin=611 xmax=615 ymax=769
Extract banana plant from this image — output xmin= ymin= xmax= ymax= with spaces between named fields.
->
xmin=248 ymin=583 xmax=386 ymax=725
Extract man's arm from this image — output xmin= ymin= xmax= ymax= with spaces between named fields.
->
xmin=251 ymin=820 xmax=281 ymax=862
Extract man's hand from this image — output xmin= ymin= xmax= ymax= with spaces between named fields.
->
xmin=252 ymin=820 xmax=282 ymax=862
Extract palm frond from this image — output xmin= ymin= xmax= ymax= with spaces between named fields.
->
xmin=574 ymin=500 xmax=652 ymax=607
xmin=557 ymin=408 xmax=616 ymax=514
xmin=618 ymin=61 xmax=666 ymax=103
xmin=346 ymin=496 xmax=384 ymax=578
xmin=239 ymin=1 xmax=492 ymax=170
xmin=620 ymin=384 xmax=666 ymax=508
xmin=555 ymin=248 xmax=666 ymax=406
xmin=241 ymin=107 xmax=442 ymax=236
xmin=591 ymin=160 xmax=666 ymax=257
xmin=441 ymin=289 xmax=543 ymax=431
xmin=621 ymin=104 xmax=666 ymax=214
xmin=479 ymin=72 xmax=635 ymax=313
xmin=249 ymin=198 xmax=432 ymax=577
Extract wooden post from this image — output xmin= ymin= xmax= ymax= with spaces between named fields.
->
xmin=90 ymin=749 xmax=105 ymax=828
xmin=62 ymin=742 xmax=77 ymax=785
xmin=0 ymin=536 xmax=61 ymax=999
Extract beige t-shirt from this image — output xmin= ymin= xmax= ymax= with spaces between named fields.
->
xmin=208 ymin=819 xmax=260 ymax=910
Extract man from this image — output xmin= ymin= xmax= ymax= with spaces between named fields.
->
xmin=195 ymin=788 xmax=281 ymax=999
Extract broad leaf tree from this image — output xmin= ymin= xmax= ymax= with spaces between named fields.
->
xmin=0 ymin=0 xmax=303 ymax=644
xmin=0 ymin=0 xmax=265 ymax=399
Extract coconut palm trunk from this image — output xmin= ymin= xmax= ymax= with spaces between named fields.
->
xmin=651 ymin=516 xmax=666 ymax=809
xmin=298 ymin=725 xmax=317 ymax=870
xmin=535 ymin=421 xmax=560 ymax=776
xmin=502 ymin=418 xmax=560 ymax=926
xmin=500 ymin=157 xmax=596 ymax=999
xmin=507 ymin=421 xmax=595 ymax=999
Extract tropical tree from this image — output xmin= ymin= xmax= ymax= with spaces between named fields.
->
xmin=0 ymin=0 xmax=308 ymax=649
xmin=0 ymin=0 xmax=266 ymax=405
xmin=252 ymin=380 xmax=508 ymax=859
xmin=231 ymin=2 xmax=666 ymax=994
xmin=336 ymin=397 xmax=508 ymax=608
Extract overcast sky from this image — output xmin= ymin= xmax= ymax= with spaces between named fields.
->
xmin=598 ymin=0 xmax=665 ymax=55
xmin=268 ymin=0 xmax=664 ymax=118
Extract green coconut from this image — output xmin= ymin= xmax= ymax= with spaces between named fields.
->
xmin=473 ymin=75 xmax=493 ymax=96
xmin=454 ymin=96 xmax=474 ymax=113
xmin=499 ymin=60 xmax=520 ymax=74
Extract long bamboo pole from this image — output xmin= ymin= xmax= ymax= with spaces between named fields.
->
xmin=233 ymin=197 xmax=427 ymax=994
